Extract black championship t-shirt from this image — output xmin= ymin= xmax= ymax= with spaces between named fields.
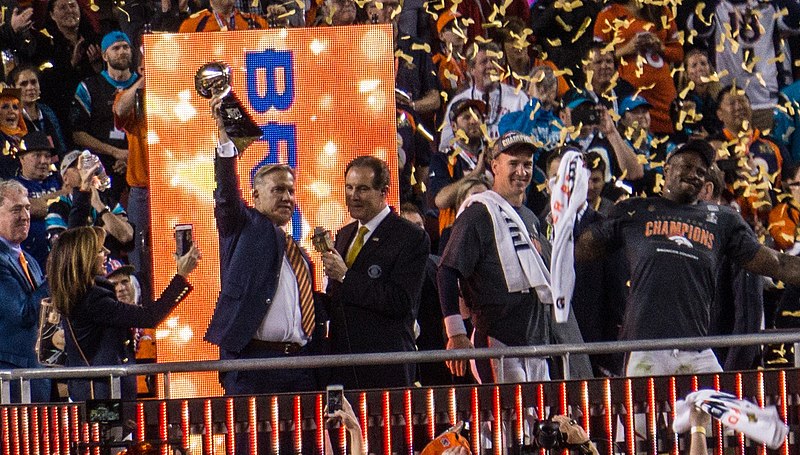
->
xmin=590 ymin=197 xmax=762 ymax=340
xmin=440 ymin=202 xmax=548 ymax=347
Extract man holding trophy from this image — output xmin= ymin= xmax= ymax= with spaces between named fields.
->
xmin=199 ymin=62 xmax=326 ymax=395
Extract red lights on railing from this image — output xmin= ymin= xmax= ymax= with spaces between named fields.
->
xmin=358 ymin=392 xmax=368 ymax=454
xmin=624 ymin=379 xmax=635 ymax=455
xmin=537 ymin=383 xmax=545 ymax=455
xmin=293 ymin=395 xmax=302 ymax=454
xmin=646 ymin=378 xmax=656 ymax=455
xmin=492 ymin=386 xmax=501 ymax=455
xmin=159 ymin=401 xmax=168 ymax=455
xmin=603 ymin=379 xmax=613 ymax=455
xmin=447 ymin=387 xmax=456 ymax=426
xmin=714 ymin=375 xmax=723 ymax=455
xmin=736 ymin=373 xmax=744 ymax=454
xmin=779 ymin=370 xmax=789 ymax=455
xmin=514 ymin=384 xmax=523 ymax=447
xmin=225 ymin=398 xmax=235 ymax=455
xmin=21 ymin=406 xmax=30 ymax=455
xmin=270 ymin=396 xmax=279 ymax=455
xmin=136 ymin=402 xmax=145 ymax=442
xmin=248 ymin=396 xmax=258 ymax=455
xmin=203 ymin=399 xmax=213 ymax=455
xmin=426 ymin=388 xmax=435 ymax=441
xmin=40 ymin=407 xmax=49 ymax=455
xmin=669 ymin=376 xmax=678 ymax=455
xmin=382 ymin=390 xmax=392 ymax=455
xmin=10 ymin=407 xmax=19 ymax=455
xmin=580 ymin=381 xmax=589 ymax=440
xmin=470 ymin=387 xmax=480 ymax=455
xmin=181 ymin=400 xmax=190 ymax=452
xmin=90 ymin=422 xmax=100 ymax=455
xmin=81 ymin=421 xmax=89 ymax=455
xmin=403 ymin=389 xmax=413 ymax=455
xmin=315 ymin=394 xmax=324 ymax=454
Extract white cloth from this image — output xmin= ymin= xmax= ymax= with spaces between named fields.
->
xmin=549 ymin=151 xmax=588 ymax=323
xmin=458 ymin=191 xmax=552 ymax=304
xmin=673 ymin=389 xmax=788 ymax=450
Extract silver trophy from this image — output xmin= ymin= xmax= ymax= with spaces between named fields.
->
xmin=195 ymin=62 xmax=263 ymax=153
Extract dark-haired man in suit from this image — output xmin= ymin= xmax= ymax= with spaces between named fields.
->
xmin=321 ymin=156 xmax=429 ymax=388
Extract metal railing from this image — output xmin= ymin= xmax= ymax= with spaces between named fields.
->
xmin=3 ymin=331 xmax=799 ymax=404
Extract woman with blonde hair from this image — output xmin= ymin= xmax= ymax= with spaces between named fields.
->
xmin=47 ymin=226 xmax=200 ymax=401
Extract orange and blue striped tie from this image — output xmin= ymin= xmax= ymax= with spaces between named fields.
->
xmin=286 ymin=234 xmax=315 ymax=336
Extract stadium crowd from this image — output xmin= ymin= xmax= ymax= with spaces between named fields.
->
xmin=1 ymin=0 xmax=800 ymax=405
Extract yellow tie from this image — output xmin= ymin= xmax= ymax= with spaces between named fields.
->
xmin=345 ymin=226 xmax=369 ymax=268
xmin=18 ymin=251 xmax=35 ymax=288
xmin=285 ymin=234 xmax=315 ymax=336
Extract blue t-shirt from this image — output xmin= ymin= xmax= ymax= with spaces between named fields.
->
xmin=15 ymin=172 xmax=62 ymax=269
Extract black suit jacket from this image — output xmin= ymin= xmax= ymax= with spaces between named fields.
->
xmin=326 ymin=210 xmax=429 ymax=389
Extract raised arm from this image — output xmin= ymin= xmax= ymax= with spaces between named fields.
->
xmin=742 ymin=246 xmax=800 ymax=287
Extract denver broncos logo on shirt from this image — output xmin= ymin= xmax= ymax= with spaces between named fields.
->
xmin=644 ymin=220 xmax=715 ymax=249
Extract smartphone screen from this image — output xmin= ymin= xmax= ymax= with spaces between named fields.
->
xmin=326 ymin=385 xmax=343 ymax=417
xmin=175 ymin=224 xmax=193 ymax=257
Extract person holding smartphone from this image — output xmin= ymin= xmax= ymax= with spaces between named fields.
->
xmin=47 ymin=226 xmax=199 ymax=401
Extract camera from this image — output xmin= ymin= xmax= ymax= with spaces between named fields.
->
xmin=571 ymin=103 xmax=601 ymax=127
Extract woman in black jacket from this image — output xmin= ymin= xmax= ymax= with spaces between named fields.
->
xmin=47 ymin=226 xmax=200 ymax=401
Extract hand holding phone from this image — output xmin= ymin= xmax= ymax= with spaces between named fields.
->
xmin=326 ymin=384 xmax=343 ymax=418
xmin=312 ymin=227 xmax=334 ymax=253
xmin=175 ymin=224 xmax=193 ymax=257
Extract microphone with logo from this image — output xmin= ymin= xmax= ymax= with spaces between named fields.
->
xmin=311 ymin=227 xmax=334 ymax=253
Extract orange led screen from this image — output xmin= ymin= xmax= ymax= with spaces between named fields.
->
xmin=142 ymin=25 xmax=398 ymax=398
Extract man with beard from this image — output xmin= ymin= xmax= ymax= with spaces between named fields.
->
xmin=429 ymin=99 xmax=489 ymax=233
xmin=70 ymin=31 xmax=138 ymax=206
xmin=575 ymin=140 xmax=800 ymax=375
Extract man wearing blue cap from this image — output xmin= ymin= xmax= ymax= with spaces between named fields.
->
xmin=70 ymin=31 xmax=138 ymax=206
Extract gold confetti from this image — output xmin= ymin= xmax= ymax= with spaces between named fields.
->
xmin=411 ymin=43 xmax=431 ymax=53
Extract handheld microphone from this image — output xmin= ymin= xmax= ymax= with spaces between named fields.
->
xmin=311 ymin=227 xmax=334 ymax=253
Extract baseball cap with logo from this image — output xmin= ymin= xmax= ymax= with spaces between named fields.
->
xmin=18 ymin=131 xmax=55 ymax=156
xmin=491 ymin=131 xmax=538 ymax=159
xmin=449 ymin=99 xmax=486 ymax=122
xmin=60 ymin=150 xmax=82 ymax=177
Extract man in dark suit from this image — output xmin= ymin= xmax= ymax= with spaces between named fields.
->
xmin=204 ymin=95 xmax=323 ymax=395
xmin=0 ymin=180 xmax=50 ymax=402
xmin=321 ymin=156 xmax=429 ymax=389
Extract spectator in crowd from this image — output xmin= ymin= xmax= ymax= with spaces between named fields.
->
xmin=321 ymin=156 xmax=429 ymax=389
xmin=71 ymin=31 xmax=138 ymax=205
xmin=0 ymin=179 xmax=50 ymax=402
xmin=530 ymin=0 xmax=604 ymax=87
xmin=0 ymin=87 xmax=27 ymax=180
xmin=178 ymin=0 xmax=267 ymax=32
xmin=371 ymin=0 xmax=438 ymax=206
xmin=701 ymin=165 xmax=764 ymax=371
xmin=431 ymin=10 xmax=467 ymax=97
xmin=675 ymin=49 xmax=723 ymax=138
xmin=48 ymin=225 xmax=198 ymax=401
xmin=617 ymin=95 xmax=668 ymax=196
xmin=564 ymin=43 xmax=635 ymax=115
xmin=0 ymin=2 xmax=35 ymax=78
xmin=429 ymin=99 xmax=488 ymax=233
xmin=310 ymin=0 xmax=357 ymax=26
xmin=769 ymin=162 xmax=800 ymax=253
xmin=35 ymin=0 xmax=102 ymax=134
xmin=499 ymin=65 xmax=563 ymax=152
xmin=438 ymin=132 xmax=552 ymax=383
xmin=594 ymin=0 xmax=683 ymax=134
xmin=716 ymin=85 xmax=783 ymax=224
xmin=14 ymin=130 xmax=63 ymax=269
xmin=774 ymin=79 xmax=800 ymax=163
xmin=105 ymin=263 xmax=157 ymax=396
xmin=9 ymin=65 xmax=67 ymax=159
xmin=690 ymin=0 xmax=800 ymax=131
xmin=584 ymin=151 xmax=615 ymax=217
xmin=113 ymin=56 xmax=151 ymax=304
xmin=204 ymin=94 xmax=326 ymax=395
xmin=439 ymin=42 xmax=529 ymax=150
xmin=492 ymin=17 xmax=568 ymax=97
xmin=453 ymin=0 xmax=529 ymax=43
xmin=561 ymin=96 xmax=643 ymax=195
xmin=576 ymin=140 xmax=800 ymax=375
xmin=46 ymin=151 xmax=133 ymax=264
